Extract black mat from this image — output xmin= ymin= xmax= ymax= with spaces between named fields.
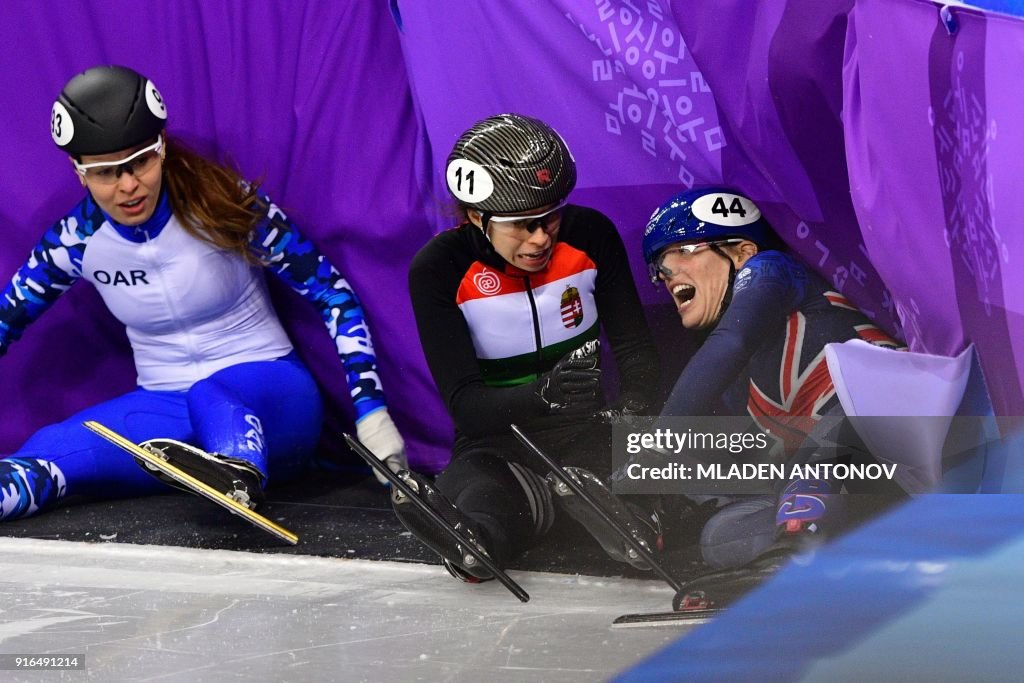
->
xmin=0 ymin=467 xmax=901 ymax=590
xmin=0 ymin=467 xmax=705 ymax=581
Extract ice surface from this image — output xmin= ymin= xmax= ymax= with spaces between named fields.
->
xmin=0 ymin=538 xmax=690 ymax=682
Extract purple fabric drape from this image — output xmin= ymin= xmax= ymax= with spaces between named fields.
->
xmin=3 ymin=0 xmax=1022 ymax=477
xmin=844 ymin=0 xmax=1024 ymax=414
xmin=394 ymin=0 xmax=729 ymax=302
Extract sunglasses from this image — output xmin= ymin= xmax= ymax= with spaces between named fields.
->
xmin=73 ymin=136 xmax=164 ymax=186
xmin=649 ymin=239 xmax=744 ymax=282
xmin=487 ymin=200 xmax=567 ymax=236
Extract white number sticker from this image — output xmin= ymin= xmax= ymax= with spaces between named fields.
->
xmin=446 ymin=160 xmax=494 ymax=203
xmin=145 ymin=80 xmax=167 ymax=120
xmin=692 ymin=193 xmax=761 ymax=226
xmin=50 ymin=102 xmax=74 ymax=146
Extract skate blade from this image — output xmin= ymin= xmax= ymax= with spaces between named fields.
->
xmin=344 ymin=433 xmax=529 ymax=603
xmin=611 ymin=609 xmax=722 ymax=628
xmin=511 ymin=424 xmax=684 ymax=593
xmin=83 ymin=421 xmax=298 ymax=545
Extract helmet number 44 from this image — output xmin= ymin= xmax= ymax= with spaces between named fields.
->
xmin=713 ymin=196 xmax=747 ymax=218
xmin=692 ymin=193 xmax=762 ymax=227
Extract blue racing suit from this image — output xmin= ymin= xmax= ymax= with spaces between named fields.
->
xmin=0 ymin=188 xmax=387 ymax=520
xmin=659 ymin=250 xmax=900 ymax=567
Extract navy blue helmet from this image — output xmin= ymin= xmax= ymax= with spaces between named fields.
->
xmin=641 ymin=187 xmax=774 ymax=267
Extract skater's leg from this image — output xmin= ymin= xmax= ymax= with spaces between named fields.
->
xmin=510 ymin=422 xmax=672 ymax=570
xmin=3 ymin=390 xmax=191 ymax=520
xmin=391 ymin=443 xmax=554 ymax=580
xmin=698 ymin=495 xmax=778 ymax=569
xmin=700 ymin=407 xmax=854 ymax=569
xmin=435 ymin=448 xmax=554 ymax=568
xmin=0 ymin=458 xmax=66 ymax=521
xmin=186 ymin=353 xmax=323 ymax=484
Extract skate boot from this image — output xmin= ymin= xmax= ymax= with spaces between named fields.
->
xmin=137 ymin=439 xmax=266 ymax=510
xmin=775 ymin=478 xmax=846 ymax=537
xmin=390 ymin=469 xmax=495 ymax=582
xmin=547 ymin=467 xmax=661 ymax=570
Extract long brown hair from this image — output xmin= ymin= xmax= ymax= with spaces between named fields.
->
xmin=161 ymin=136 xmax=264 ymax=262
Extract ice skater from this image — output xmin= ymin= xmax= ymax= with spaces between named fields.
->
xmin=628 ymin=187 xmax=902 ymax=569
xmin=392 ymin=113 xmax=662 ymax=581
xmin=0 ymin=65 xmax=406 ymax=521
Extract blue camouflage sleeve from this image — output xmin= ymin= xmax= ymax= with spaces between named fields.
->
xmin=247 ymin=196 xmax=387 ymax=420
xmin=0 ymin=198 xmax=102 ymax=357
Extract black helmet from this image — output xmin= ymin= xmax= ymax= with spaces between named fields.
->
xmin=445 ymin=113 xmax=576 ymax=214
xmin=51 ymin=65 xmax=167 ymax=156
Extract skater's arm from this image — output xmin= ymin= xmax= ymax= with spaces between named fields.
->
xmin=662 ymin=252 xmax=808 ymax=417
xmin=409 ymin=246 xmax=544 ymax=437
xmin=580 ymin=210 xmax=661 ymax=412
xmin=247 ymin=195 xmax=388 ymax=420
xmin=0 ymin=199 xmax=97 ymax=357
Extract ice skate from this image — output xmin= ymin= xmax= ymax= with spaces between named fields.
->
xmin=84 ymin=421 xmax=295 ymax=544
xmin=547 ymin=466 xmax=662 ymax=570
xmin=138 ymin=438 xmax=266 ymax=510
xmin=390 ymin=469 xmax=495 ymax=582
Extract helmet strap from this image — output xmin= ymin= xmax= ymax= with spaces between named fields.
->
xmin=708 ymin=243 xmax=737 ymax=326
xmin=479 ymin=211 xmax=494 ymax=243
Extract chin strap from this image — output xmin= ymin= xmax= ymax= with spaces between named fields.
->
xmin=707 ymin=244 xmax=738 ymax=327
xmin=479 ymin=212 xmax=494 ymax=243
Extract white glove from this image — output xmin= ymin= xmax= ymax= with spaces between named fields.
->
xmin=356 ymin=408 xmax=408 ymax=486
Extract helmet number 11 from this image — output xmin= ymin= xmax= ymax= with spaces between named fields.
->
xmin=446 ymin=160 xmax=495 ymax=203
xmin=454 ymin=166 xmax=475 ymax=195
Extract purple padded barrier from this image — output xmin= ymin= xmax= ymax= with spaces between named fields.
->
xmin=4 ymin=0 xmax=1022 ymax=481
xmin=392 ymin=0 xmax=729 ymax=304
xmin=0 ymin=1 xmax=452 ymax=470
xmin=844 ymin=0 xmax=1024 ymax=414
xmin=669 ymin=0 xmax=901 ymax=337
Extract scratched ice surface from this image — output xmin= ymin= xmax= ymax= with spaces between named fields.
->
xmin=0 ymin=539 xmax=684 ymax=682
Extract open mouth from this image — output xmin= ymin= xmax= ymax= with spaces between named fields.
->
xmin=672 ymin=283 xmax=696 ymax=306
xmin=520 ymin=247 xmax=550 ymax=262
xmin=121 ymin=197 xmax=146 ymax=209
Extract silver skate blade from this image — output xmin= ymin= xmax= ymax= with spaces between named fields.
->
xmin=343 ymin=432 xmax=529 ymax=603
xmin=511 ymin=423 xmax=684 ymax=594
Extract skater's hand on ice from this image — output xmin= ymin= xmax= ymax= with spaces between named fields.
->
xmin=356 ymin=409 xmax=408 ymax=485
xmin=536 ymin=340 xmax=602 ymax=415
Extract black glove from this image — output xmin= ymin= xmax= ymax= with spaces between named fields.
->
xmin=536 ymin=339 xmax=602 ymax=415
xmin=593 ymin=391 xmax=651 ymax=424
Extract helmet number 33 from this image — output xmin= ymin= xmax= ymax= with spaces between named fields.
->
xmin=50 ymin=102 xmax=74 ymax=146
